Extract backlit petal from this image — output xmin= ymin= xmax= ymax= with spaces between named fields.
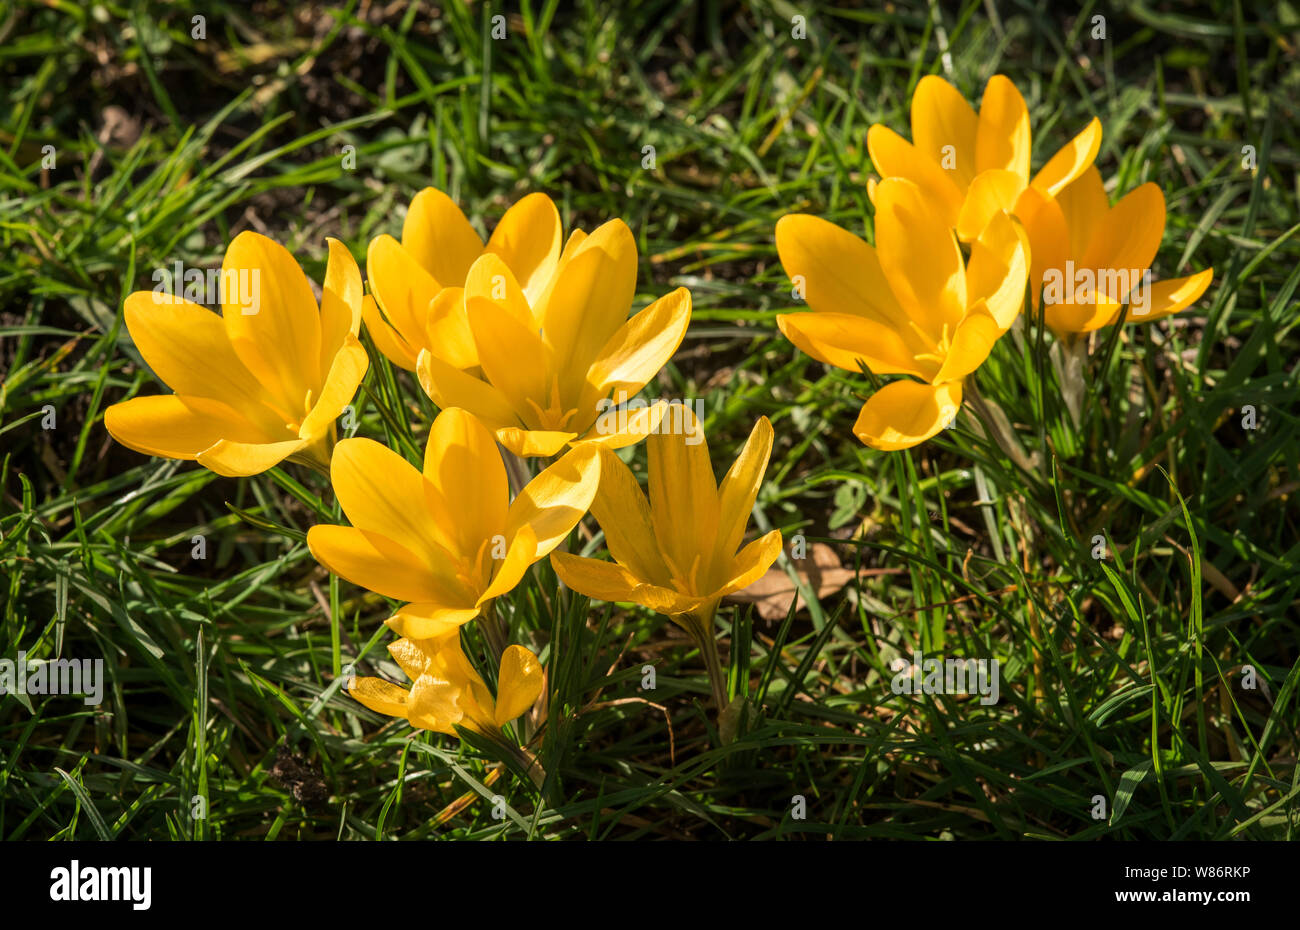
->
xmin=975 ymin=75 xmax=1031 ymax=180
xmin=1030 ymin=117 xmax=1102 ymax=197
xmin=716 ymin=416 xmax=773 ymax=570
xmin=911 ymin=74 xmax=978 ymax=188
xmin=105 ymin=394 xmax=272 ymax=461
xmin=349 ymin=677 xmax=410 ymax=718
xmin=1127 ymin=268 xmax=1213 ymax=323
xmin=1081 ymin=182 xmax=1165 ymax=281
xmin=505 ymin=445 xmax=601 ymax=557
xmin=319 ymin=238 xmax=363 ymax=371
xmin=417 ymin=350 xmax=519 ymax=430
xmin=852 ymin=379 xmax=963 ymax=451
xmin=874 ymin=178 xmax=966 ymax=335
xmin=716 ymin=529 xmax=784 ymax=598
xmin=777 ymin=311 xmax=932 ymax=379
xmin=484 ymin=192 xmax=563 ymax=306
xmin=401 ymin=187 xmax=484 ymax=287
xmin=307 ymin=525 xmax=462 ymax=603
xmin=552 ymin=551 xmax=645 ymax=603
xmin=422 ymin=407 xmax=509 ymax=558
xmin=367 ymin=234 xmax=440 ymax=349
xmin=955 ymin=168 xmax=1024 ymax=243
xmin=965 ymin=209 xmax=1029 ymax=329
xmin=299 ymin=334 xmax=368 ymax=441
xmin=647 ymin=404 xmax=719 ymax=585
xmin=587 ymin=446 xmax=671 ymax=586
xmin=493 ymin=645 xmax=544 ymax=727
xmin=584 ymin=287 xmax=690 ymax=399
xmin=197 ymin=437 xmax=307 ymax=477
xmin=866 ymin=124 xmax=965 ymax=227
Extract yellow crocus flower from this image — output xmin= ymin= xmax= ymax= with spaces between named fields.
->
xmin=417 ymin=217 xmax=692 ymax=457
xmin=1020 ymin=166 xmax=1215 ymax=336
xmin=552 ymin=407 xmax=782 ymax=708
xmin=307 ymin=407 xmax=600 ymax=638
xmin=362 ymin=188 xmax=562 ymax=371
xmin=775 ymin=177 xmax=1029 ymax=450
xmin=867 ymin=74 xmax=1101 ymax=242
xmin=350 ymin=631 xmax=543 ymax=737
xmin=105 ymin=233 xmax=368 ymax=476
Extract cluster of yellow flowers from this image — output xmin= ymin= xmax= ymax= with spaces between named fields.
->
xmin=104 ymin=74 xmax=1212 ymax=757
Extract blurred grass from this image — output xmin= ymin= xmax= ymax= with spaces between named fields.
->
xmin=0 ymin=0 xmax=1297 ymax=839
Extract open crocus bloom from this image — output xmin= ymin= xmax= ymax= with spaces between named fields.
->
xmin=867 ymin=74 xmax=1101 ymax=242
xmin=105 ymin=233 xmax=368 ymax=477
xmin=363 ymin=189 xmax=563 ymax=371
xmin=552 ymin=409 xmax=782 ymax=705
xmin=417 ymin=217 xmax=692 ymax=457
xmin=307 ymin=407 xmax=600 ymax=638
xmin=1023 ymin=166 xmax=1215 ymax=336
xmin=775 ymin=177 xmax=1029 ymax=451
xmin=350 ymin=632 xmax=543 ymax=736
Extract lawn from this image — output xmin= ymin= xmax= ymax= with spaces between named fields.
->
xmin=1 ymin=0 xmax=1297 ymax=842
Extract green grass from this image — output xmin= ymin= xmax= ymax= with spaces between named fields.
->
xmin=1 ymin=0 xmax=1297 ymax=840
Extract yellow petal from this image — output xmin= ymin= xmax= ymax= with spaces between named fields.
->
xmin=366 ymin=233 xmax=440 ymax=350
xmin=586 ymin=446 xmax=671 ymax=585
xmin=105 ymin=394 xmax=271 ymax=461
xmin=1030 ymin=116 xmax=1102 ymax=197
xmin=505 ymin=445 xmax=601 ymax=558
xmin=584 ymin=287 xmax=691 ymax=399
xmin=578 ymin=399 xmax=667 ymax=450
xmin=466 ymin=294 xmax=555 ymax=426
xmin=955 ymin=168 xmax=1024 ymax=243
xmin=552 ymin=551 xmax=645 ymax=603
xmin=417 ymin=350 xmax=518 ymax=430
xmin=852 ymin=380 xmax=963 ymax=451
xmin=874 ymin=177 xmax=966 ymax=336
xmin=866 ymin=124 xmax=965 ymax=227
xmin=1127 ymin=268 xmax=1213 ymax=323
xmin=483 ymin=192 xmax=563 ymax=306
xmin=493 ymin=645 xmax=544 ymax=727
xmin=776 ymin=311 xmax=932 ymax=379
xmin=400 ymin=187 xmax=484 ymax=288
xmin=299 ymin=334 xmax=368 ymax=441
xmin=1012 ymin=186 xmax=1070 ymax=307
xmin=319 ymin=238 xmax=363 ymax=371
xmin=477 ymin=523 xmax=538 ymax=604
xmin=349 ymin=676 xmax=410 ymax=718
xmin=307 ymin=525 xmax=467 ymax=603
xmin=974 ymin=75 xmax=1031 ymax=180
xmin=933 ymin=302 xmax=1003 ymax=383
xmin=496 ymin=427 xmax=577 ymax=457
xmin=716 ymin=529 xmax=784 ymax=598
xmin=424 ymin=287 xmax=478 ymax=370
xmin=386 ymin=604 xmax=482 ymax=640
xmin=407 ymin=673 xmax=467 ymax=734
xmin=647 ymin=404 xmax=719 ymax=585
xmin=361 ymin=293 xmax=420 ymax=370
xmin=196 ymin=437 xmax=307 ymax=477
xmin=422 ymin=407 xmax=508 ymax=559
xmin=537 ymin=218 xmax=637 ymax=374
xmin=774 ymin=213 xmax=914 ymax=335
xmin=388 ymin=638 xmax=432 ymax=682
xmin=123 ymin=293 xmax=270 ymax=417
xmin=1081 ymin=182 xmax=1165 ymax=287
xmin=716 ymin=416 xmax=774 ymax=563
xmin=964 ymin=210 xmax=1029 ymax=329
xmin=221 ymin=231 xmax=322 ymax=417
xmin=911 ymin=74 xmax=979 ymax=188
xmin=464 ymin=253 xmax=534 ymax=327
xmin=1056 ymin=165 xmax=1109 ymax=259
xmin=1043 ymin=294 xmax=1123 ymax=336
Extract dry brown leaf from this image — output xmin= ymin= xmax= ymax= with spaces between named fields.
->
xmin=725 ymin=542 xmax=857 ymax=621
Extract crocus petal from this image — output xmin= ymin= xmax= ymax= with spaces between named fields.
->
xmin=105 ymin=394 xmax=272 ymax=461
xmin=716 ymin=416 xmax=774 ymax=562
xmin=422 ymin=407 xmax=509 ymax=559
xmin=955 ymin=168 xmax=1024 ymax=243
xmin=716 ymin=529 xmax=784 ymax=598
xmin=552 ymin=551 xmax=645 ymax=603
xmin=367 ymin=234 xmax=440 ymax=349
xmin=493 ymin=645 xmax=544 ymax=727
xmin=852 ymin=379 xmax=963 ymax=451
xmin=1043 ymin=294 xmax=1123 ymax=336
xmin=417 ymin=350 xmax=519 ymax=431
xmin=537 ymin=218 xmax=638 ymax=374
xmin=933 ymin=302 xmax=1003 ymax=383
xmin=1012 ymin=187 xmax=1071 ymax=307
xmin=330 ymin=437 xmax=451 ymax=565
xmin=777 ymin=311 xmax=932 ymax=379
xmin=466 ymin=295 xmax=555 ymax=426
xmin=349 ymin=677 xmax=410 ymax=718
xmin=505 ymin=445 xmax=601 ymax=557
xmin=400 ymin=187 xmax=484 ymax=288
xmin=196 ymin=437 xmax=307 ymax=477
xmin=464 ymin=253 xmax=534 ymax=327
xmin=587 ymin=446 xmax=671 ymax=585
xmin=307 ymin=525 xmax=462 ymax=603
xmin=386 ymin=604 xmax=483 ymax=640
xmin=299 ymin=334 xmax=368 ymax=441
xmin=123 ymin=293 xmax=270 ymax=415
xmin=874 ymin=177 xmax=967 ymax=335
xmin=1056 ymin=166 xmax=1109 ymax=260
xmin=221 ymin=231 xmax=322 ymax=417
xmin=1030 ymin=116 xmax=1102 ymax=197
xmin=319 ymin=238 xmax=363 ymax=371
xmin=965 ymin=209 xmax=1029 ymax=329
xmin=483 ymin=192 xmax=563 ymax=306
xmin=774 ymin=214 xmax=916 ymax=337
xmin=974 ymin=75 xmax=1031 ymax=181
xmin=584 ymin=287 xmax=691 ymax=400
xmin=579 ymin=400 xmax=668 ymax=450
xmin=1125 ymin=268 xmax=1213 ymax=323
xmin=361 ymin=294 xmax=420 ymax=371
xmin=478 ymin=524 xmax=538 ymax=603
xmin=647 ymin=405 xmax=719 ymax=584
xmin=1081 ymin=182 xmax=1165 ymax=283
xmin=496 ymin=428 xmax=578 ymax=458
xmin=866 ymin=124 xmax=965 ymax=226
xmin=406 ymin=674 xmax=466 ymax=734
xmin=911 ymin=74 xmax=979 ymax=188
xmin=424 ymin=287 xmax=478 ymax=370
xmin=389 ymin=638 xmax=434 ymax=682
